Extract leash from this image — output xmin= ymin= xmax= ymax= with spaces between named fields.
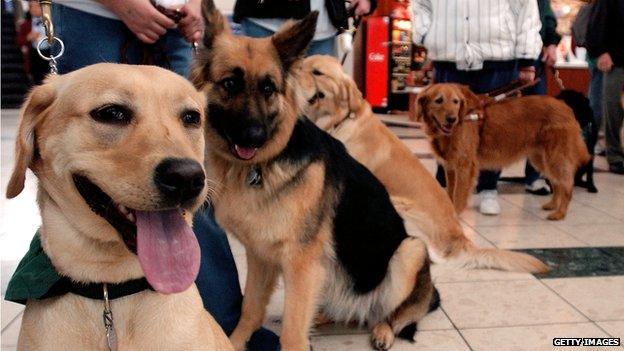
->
xmin=340 ymin=7 xmax=362 ymax=65
xmin=36 ymin=0 xmax=64 ymax=75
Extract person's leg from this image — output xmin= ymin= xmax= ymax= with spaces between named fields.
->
xmin=53 ymin=4 xmax=142 ymax=73
xmin=588 ymin=64 xmax=604 ymax=127
xmin=523 ymin=61 xmax=549 ymax=193
xmin=240 ymin=18 xmax=276 ymax=38
xmin=469 ymin=65 xmax=517 ymax=214
xmin=193 ymin=207 xmax=280 ymax=350
xmin=306 ymin=37 xmax=337 ymax=57
xmin=157 ymin=30 xmax=193 ymax=77
xmin=602 ymin=67 xmax=624 ymax=173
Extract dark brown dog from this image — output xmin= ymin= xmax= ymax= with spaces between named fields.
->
xmin=414 ymin=83 xmax=590 ymax=220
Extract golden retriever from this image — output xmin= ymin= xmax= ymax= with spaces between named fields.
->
xmin=6 ymin=64 xmax=232 ymax=350
xmin=299 ymin=55 xmax=547 ymax=272
xmin=414 ymin=83 xmax=590 ymax=220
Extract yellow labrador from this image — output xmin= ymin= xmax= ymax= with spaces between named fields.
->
xmin=6 ymin=64 xmax=232 ymax=350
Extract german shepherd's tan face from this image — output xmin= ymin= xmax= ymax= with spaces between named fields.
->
xmin=191 ymin=1 xmax=318 ymax=163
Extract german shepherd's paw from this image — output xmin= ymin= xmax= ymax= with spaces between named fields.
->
xmin=371 ymin=323 xmax=395 ymax=350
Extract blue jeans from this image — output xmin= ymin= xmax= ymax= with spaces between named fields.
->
xmin=53 ymin=5 xmax=280 ymax=350
xmin=588 ymin=64 xmax=604 ymax=128
xmin=434 ymin=61 xmax=519 ymax=192
xmin=240 ymin=18 xmax=337 ymax=57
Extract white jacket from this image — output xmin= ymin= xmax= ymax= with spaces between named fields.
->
xmin=412 ymin=0 xmax=542 ymax=70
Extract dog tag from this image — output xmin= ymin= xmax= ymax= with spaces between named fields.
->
xmin=247 ymin=166 xmax=262 ymax=187
xmin=102 ymin=284 xmax=118 ymax=351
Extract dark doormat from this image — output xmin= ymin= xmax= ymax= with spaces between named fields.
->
xmin=514 ymin=247 xmax=624 ymax=279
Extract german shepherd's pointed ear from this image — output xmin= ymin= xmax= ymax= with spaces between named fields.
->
xmin=6 ymin=78 xmax=57 ymax=199
xmin=272 ymin=11 xmax=319 ymax=72
xmin=200 ymin=0 xmax=229 ymax=50
xmin=457 ymin=84 xmax=481 ymax=117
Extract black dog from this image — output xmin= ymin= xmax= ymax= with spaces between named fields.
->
xmin=557 ymin=90 xmax=598 ymax=193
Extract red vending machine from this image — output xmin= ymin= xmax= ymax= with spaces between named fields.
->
xmin=364 ymin=16 xmax=390 ymax=109
xmin=362 ymin=5 xmax=412 ymax=111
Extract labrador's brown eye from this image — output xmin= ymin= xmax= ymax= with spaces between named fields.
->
xmin=452 ymin=99 xmax=459 ymax=104
xmin=90 ymin=105 xmax=133 ymax=125
xmin=434 ymin=97 xmax=444 ymax=104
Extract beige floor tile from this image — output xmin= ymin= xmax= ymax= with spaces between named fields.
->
xmin=311 ymin=330 xmax=470 ymax=351
xmin=475 ymin=224 xmax=587 ymax=249
xmin=555 ymin=224 xmax=624 ymax=246
xmin=431 ymin=264 xmax=535 ymax=283
xmin=597 ymin=320 xmax=624 ymax=340
xmin=460 ymin=204 xmax=544 ymax=227
xmin=1 ymin=301 xmax=23 ymax=330
xmin=543 ymin=277 xmax=624 ymax=321
xmin=459 ymin=224 xmax=495 ymax=248
xmin=438 ymin=280 xmax=587 ymax=329
xmin=461 ymin=322 xmax=620 ymax=351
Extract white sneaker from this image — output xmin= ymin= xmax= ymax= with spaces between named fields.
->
xmin=479 ymin=190 xmax=501 ymax=215
xmin=525 ymin=178 xmax=551 ymax=196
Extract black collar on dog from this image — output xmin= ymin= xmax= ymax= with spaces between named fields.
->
xmin=40 ymin=276 xmax=153 ymax=301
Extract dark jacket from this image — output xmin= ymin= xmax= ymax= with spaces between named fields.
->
xmin=538 ymin=0 xmax=561 ymax=46
xmin=586 ymin=0 xmax=624 ymax=67
xmin=233 ymin=0 xmax=376 ymax=33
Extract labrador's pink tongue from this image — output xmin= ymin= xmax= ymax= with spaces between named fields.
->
xmin=136 ymin=210 xmax=200 ymax=294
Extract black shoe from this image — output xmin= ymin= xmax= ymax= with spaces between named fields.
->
xmin=609 ymin=162 xmax=624 ymax=175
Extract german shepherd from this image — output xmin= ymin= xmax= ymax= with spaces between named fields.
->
xmin=191 ymin=1 xmax=439 ymax=350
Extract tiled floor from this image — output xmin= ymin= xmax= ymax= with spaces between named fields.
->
xmin=2 ymin=109 xmax=624 ymax=350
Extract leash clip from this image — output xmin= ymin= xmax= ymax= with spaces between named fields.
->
xmin=102 ymin=284 xmax=118 ymax=351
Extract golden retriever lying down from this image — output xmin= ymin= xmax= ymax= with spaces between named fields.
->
xmin=6 ymin=64 xmax=232 ymax=350
xmin=414 ymin=83 xmax=590 ymax=220
xmin=299 ymin=55 xmax=547 ymax=273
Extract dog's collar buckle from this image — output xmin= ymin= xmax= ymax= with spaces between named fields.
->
xmin=247 ymin=166 xmax=263 ymax=187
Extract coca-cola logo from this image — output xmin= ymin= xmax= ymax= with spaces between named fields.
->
xmin=368 ymin=53 xmax=385 ymax=62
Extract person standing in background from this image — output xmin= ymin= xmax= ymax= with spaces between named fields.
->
xmin=412 ymin=0 xmax=542 ymax=215
xmin=587 ymin=0 xmax=624 ymax=175
xmin=233 ymin=0 xmax=375 ymax=56
xmin=50 ymin=1 xmax=280 ymax=349
xmin=523 ymin=0 xmax=561 ymax=195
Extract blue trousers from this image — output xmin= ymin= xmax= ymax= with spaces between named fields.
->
xmin=433 ymin=61 xmax=519 ymax=192
xmin=240 ymin=18 xmax=337 ymax=57
xmin=53 ymin=5 xmax=279 ymax=350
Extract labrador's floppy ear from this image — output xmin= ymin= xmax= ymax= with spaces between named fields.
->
xmin=200 ymin=0 xmax=229 ymax=50
xmin=342 ymin=74 xmax=364 ymax=114
xmin=6 ymin=79 xmax=57 ymax=199
xmin=272 ymin=11 xmax=319 ymax=72
xmin=457 ymin=84 xmax=482 ymax=118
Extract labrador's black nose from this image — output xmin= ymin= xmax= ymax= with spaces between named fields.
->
xmin=446 ymin=116 xmax=458 ymax=124
xmin=154 ymin=158 xmax=205 ymax=203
